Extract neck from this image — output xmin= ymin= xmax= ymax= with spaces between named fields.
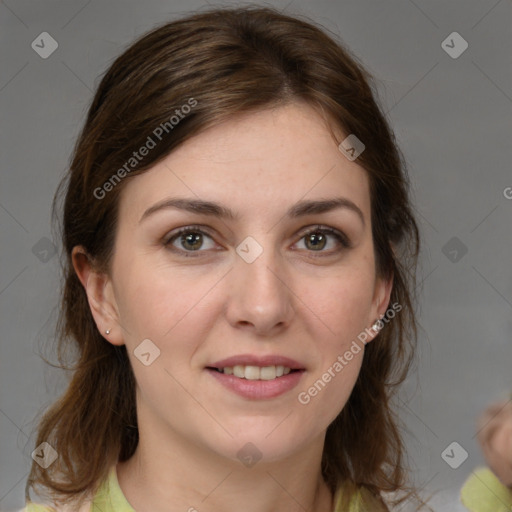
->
xmin=116 ymin=415 xmax=334 ymax=512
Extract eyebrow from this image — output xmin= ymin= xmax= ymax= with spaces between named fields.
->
xmin=139 ymin=196 xmax=365 ymax=226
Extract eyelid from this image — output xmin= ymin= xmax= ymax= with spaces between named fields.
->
xmin=163 ymin=223 xmax=351 ymax=256
xmin=295 ymin=224 xmax=352 ymax=249
xmin=163 ymin=224 xmax=218 ymax=249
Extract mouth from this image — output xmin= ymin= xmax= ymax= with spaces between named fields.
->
xmin=206 ymin=365 xmax=302 ymax=380
xmin=205 ymin=355 xmax=306 ymax=399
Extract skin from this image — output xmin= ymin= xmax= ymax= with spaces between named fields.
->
xmin=477 ymin=399 xmax=512 ymax=487
xmin=73 ymin=101 xmax=393 ymax=512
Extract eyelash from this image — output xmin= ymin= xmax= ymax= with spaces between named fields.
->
xmin=163 ymin=224 xmax=351 ymax=258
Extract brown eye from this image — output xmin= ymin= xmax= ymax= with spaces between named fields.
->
xmin=295 ymin=226 xmax=351 ymax=255
xmin=304 ymin=231 xmax=327 ymax=251
xmin=164 ymin=226 xmax=217 ymax=256
xmin=179 ymin=231 xmax=204 ymax=251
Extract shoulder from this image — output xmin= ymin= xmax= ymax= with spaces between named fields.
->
xmin=21 ymin=465 xmax=134 ymax=512
xmin=461 ymin=466 xmax=512 ymax=512
xmin=21 ymin=499 xmax=91 ymax=512
xmin=333 ymin=481 xmax=388 ymax=512
xmin=19 ymin=505 xmax=55 ymax=512
xmin=21 ymin=488 xmax=95 ymax=512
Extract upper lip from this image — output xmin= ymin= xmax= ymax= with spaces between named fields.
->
xmin=208 ymin=354 xmax=305 ymax=370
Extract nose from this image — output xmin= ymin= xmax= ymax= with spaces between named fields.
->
xmin=225 ymin=241 xmax=295 ymax=336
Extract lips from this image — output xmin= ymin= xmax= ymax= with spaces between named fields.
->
xmin=205 ymin=354 xmax=306 ymax=399
xmin=208 ymin=354 xmax=305 ymax=370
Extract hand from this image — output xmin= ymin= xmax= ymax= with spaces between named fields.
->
xmin=477 ymin=399 xmax=512 ymax=487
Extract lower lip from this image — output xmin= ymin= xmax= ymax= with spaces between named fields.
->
xmin=206 ymin=368 xmax=304 ymax=400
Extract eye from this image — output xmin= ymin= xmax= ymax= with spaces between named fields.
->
xmin=293 ymin=225 xmax=351 ymax=256
xmin=163 ymin=224 xmax=351 ymax=258
xmin=164 ymin=225 xmax=217 ymax=257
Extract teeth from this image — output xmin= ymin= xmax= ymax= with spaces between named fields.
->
xmin=233 ymin=365 xmax=245 ymax=378
xmin=259 ymin=366 xmax=276 ymax=380
xmin=218 ymin=365 xmax=294 ymax=380
xmin=245 ymin=365 xmax=261 ymax=380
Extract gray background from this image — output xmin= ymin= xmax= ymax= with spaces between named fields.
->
xmin=1 ymin=1 xmax=511 ymax=511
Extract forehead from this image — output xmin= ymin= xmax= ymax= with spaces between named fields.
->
xmin=118 ymin=102 xmax=371 ymax=226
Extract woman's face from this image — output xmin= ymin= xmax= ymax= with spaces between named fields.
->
xmin=94 ymin=102 xmax=391 ymax=464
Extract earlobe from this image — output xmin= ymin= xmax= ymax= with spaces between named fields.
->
xmin=366 ymin=272 xmax=394 ymax=343
xmin=71 ymin=246 xmax=124 ymax=346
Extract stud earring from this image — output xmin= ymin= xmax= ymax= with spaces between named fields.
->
xmin=371 ymin=320 xmax=382 ymax=332
xmin=105 ymin=329 xmax=111 ymax=335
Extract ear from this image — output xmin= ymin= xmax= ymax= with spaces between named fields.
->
xmin=365 ymin=270 xmax=394 ymax=344
xmin=71 ymin=246 xmax=124 ymax=346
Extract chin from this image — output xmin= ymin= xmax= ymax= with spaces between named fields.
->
xmin=205 ymin=426 xmax=312 ymax=466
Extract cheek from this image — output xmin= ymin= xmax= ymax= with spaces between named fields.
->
xmin=296 ymin=349 xmax=363 ymax=436
xmin=296 ymin=265 xmax=375 ymax=344
xmin=293 ymin=267 xmax=374 ymax=423
xmin=114 ymin=259 xmax=225 ymax=369
xmin=116 ymin=266 xmax=207 ymax=405
xmin=114 ymin=259 xmax=196 ymax=334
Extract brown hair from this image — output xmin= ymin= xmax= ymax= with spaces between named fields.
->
xmin=26 ymin=5 xmax=422 ymax=510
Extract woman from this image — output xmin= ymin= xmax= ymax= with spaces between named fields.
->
xmin=24 ymin=6 xmax=424 ymax=511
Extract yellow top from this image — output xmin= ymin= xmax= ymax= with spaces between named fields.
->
xmin=23 ymin=465 xmax=512 ymax=511
xmin=22 ymin=465 xmax=383 ymax=512
xmin=460 ymin=467 xmax=512 ymax=512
